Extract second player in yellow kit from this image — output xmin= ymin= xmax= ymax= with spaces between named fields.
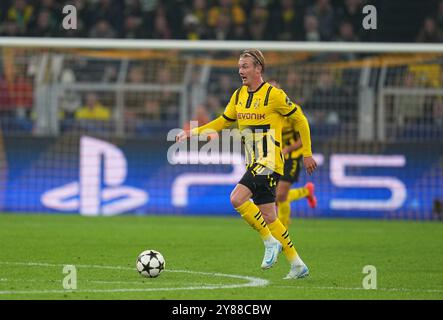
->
xmin=277 ymin=117 xmax=318 ymax=227
xmin=267 ymin=79 xmax=317 ymax=228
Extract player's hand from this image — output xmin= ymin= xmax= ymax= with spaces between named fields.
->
xmin=175 ymin=130 xmax=191 ymax=142
xmin=303 ymin=156 xmax=317 ymax=175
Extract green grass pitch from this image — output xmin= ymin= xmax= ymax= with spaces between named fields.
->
xmin=0 ymin=214 xmax=442 ymax=300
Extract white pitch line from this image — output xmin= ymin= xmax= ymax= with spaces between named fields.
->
xmin=3 ymin=261 xmax=441 ymax=296
xmin=1 ymin=278 xmax=224 ymax=286
xmin=275 ymin=285 xmax=443 ymax=294
xmin=0 ymin=261 xmax=268 ymax=295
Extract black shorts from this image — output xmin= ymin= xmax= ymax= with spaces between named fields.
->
xmin=238 ymin=164 xmax=281 ymax=205
xmin=280 ymin=156 xmax=302 ymax=184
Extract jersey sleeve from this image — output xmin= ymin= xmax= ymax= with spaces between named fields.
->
xmin=222 ymin=89 xmax=238 ymax=121
xmin=273 ymin=88 xmax=299 ymax=117
xmin=190 ymin=90 xmax=238 ymax=135
xmin=274 ymin=89 xmax=313 ymax=157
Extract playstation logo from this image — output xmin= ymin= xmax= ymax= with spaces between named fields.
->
xmin=41 ymin=136 xmax=148 ymax=216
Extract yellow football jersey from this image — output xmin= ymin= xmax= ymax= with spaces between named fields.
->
xmin=193 ymin=82 xmax=312 ymax=175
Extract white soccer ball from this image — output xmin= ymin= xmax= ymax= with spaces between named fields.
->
xmin=136 ymin=249 xmax=165 ymax=278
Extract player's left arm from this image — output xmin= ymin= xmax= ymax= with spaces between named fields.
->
xmin=274 ymin=90 xmax=317 ymax=175
xmin=282 ymin=136 xmax=302 ymax=155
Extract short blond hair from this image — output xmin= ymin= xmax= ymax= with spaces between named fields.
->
xmin=240 ymin=49 xmax=265 ymax=74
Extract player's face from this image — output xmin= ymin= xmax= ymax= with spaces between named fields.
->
xmin=238 ymin=57 xmax=260 ymax=86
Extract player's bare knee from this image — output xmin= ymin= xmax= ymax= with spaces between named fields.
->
xmin=276 ymin=193 xmax=288 ymax=203
xmin=230 ymin=193 xmax=243 ymax=209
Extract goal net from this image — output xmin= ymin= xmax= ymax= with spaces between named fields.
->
xmin=0 ymin=39 xmax=442 ymax=219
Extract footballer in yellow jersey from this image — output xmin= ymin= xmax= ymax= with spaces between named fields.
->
xmin=278 ymin=116 xmax=317 ymax=228
xmin=269 ymin=77 xmax=317 ymax=228
xmin=176 ymin=49 xmax=317 ymax=279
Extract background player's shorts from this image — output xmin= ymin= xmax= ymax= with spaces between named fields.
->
xmin=280 ymin=156 xmax=302 ymax=184
xmin=238 ymin=164 xmax=281 ymax=205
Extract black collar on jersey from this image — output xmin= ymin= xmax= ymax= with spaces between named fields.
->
xmin=247 ymin=81 xmax=266 ymax=93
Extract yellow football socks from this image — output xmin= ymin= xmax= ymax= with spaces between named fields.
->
xmin=235 ymin=201 xmax=271 ymax=240
xmin=288 ymin=187 xmax=309 ymax=202
xmin=268 ymin=219 xmax=298 ymax=262
xmin=277 ymin=201 xmax=291 ymax=228
xmin=278 ymin=187 xmax=310 ymax=228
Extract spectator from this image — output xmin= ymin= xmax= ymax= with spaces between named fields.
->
xmin=29 ymin=9 xmax=55 ymax=37
xmin=304 ymin=71 xmax=352 ymax=125
xmin=124 ymin=0 xmax=142 ymax=18
xmin=127 ymin=96 xmax=170 ymax=132
xmin=0 ymin=18 xmax=22 ymax=36
xmin=0 ymin=0 xmax=439 ymax=43
xmin=149 ymin=6 xmax=172 ymax=39
xmin=141 ymin=99 xmax=161 ymax=121
xmin=335 ymin=20 xmax=359 ymax=42
xmin=437 ymin=0 xmax=443 ymax=31
xmin=333 ymin=20 xmax=360 ymax=60
xmin=34 ymin=0 xmax=60 ymax=25
xmin=268 ymin=0 xmax=299 ymax=41
xmin=58 ymin=69 xmax=81 ymax=120
xmin=207 ymin=0 xmax=246 ymax=29
xmin=306 ymin=0 xmax=336 ymax=41
xmin=336 ymin=0 xmax=363 ymax=37
xmin=0 ymin=2 xmax=8 ymax=21
xmin=228 ymin=23 xmax=250 ymax=41
xmin=124 ymin=15 xmax=145 ymax=39
xmin=9 ymin=74 xmax=34 ymax=119
xmin=211 ymin=12 xmax=232 ymax=41
xmin=208 ymin=73 xmax=234 ymax=107
xmin=205 ymin=95 xmax=223 ymax=117
xmin=87 ymin=0 xmax=123 ymax=36
xmin=124 ymin=64 xmax=146 ymax=121
xmin=157 ymin=68 xmax=178 ymax=121
xmin=0 ymin=75 xmax=13 ymax=117
xmin=393 ymin=73 xmax=426 ymax=126
xmin=432 ymin=97 xmax=443 ymax=126
xmin=283 ymin=69 xmax=304 ymax=105
xmin=181 ymin=13 xmax=209 ymax=40
xmin=89 ymin=19 xmax=117 ymax=38
xmin=247 ymin=2 xmax=269 ymax=40
xmin=6 ymin=0 xmax=34 ymax=34
xmin=188 ymin=0 xmax=208 ymax=28
xmin=302 ymin=14 xmax=321 ymax=41
xmin=428 ymin=66 xmax=443 ymax=128
xmin=127 ymin=65 xmax=145 ymax=83
xmin=75 ymin=93 xmax=111 ymax=121
xmin=416 ymin=17 xmax=443 ymax=42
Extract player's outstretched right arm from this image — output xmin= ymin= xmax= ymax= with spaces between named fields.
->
xmin=176 ymin=89 xmax=239 ymax=142
xmin=175 ymin=115 xmax=235 ymax=142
